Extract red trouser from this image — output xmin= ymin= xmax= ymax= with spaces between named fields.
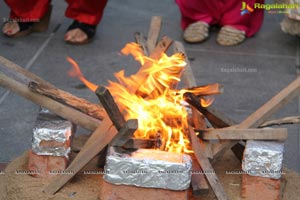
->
xmin=4 ymin=0 xmax=108 ymax=25
xmin=175 ymin=0 xmax=264 ymax=37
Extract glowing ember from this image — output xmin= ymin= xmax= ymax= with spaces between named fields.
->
xmin=67 ymin=42 xmax=213 ymax=153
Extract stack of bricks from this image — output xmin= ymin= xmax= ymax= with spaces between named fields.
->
xmin=28 ymin=108 xmax=75 ymax=178
xmin=99 ymin=147 xmax=191 ymax=200
xmin=241 ymin=140 xmax=284 ymax=200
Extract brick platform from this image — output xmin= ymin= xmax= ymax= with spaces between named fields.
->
xmin=27 ymin=150 xmax=68 ymax=178
xmin=241 ymin=174 xmax=281 ymax=200
xmin=100 ymin=180 xmax=188 ymax=200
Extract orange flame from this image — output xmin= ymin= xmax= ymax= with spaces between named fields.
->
xmin=67 ymin=43 xmax=215 ymax=153
xmin=67 ymin=57 xmax=98 ymax=92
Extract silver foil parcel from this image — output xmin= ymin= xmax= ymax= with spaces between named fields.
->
xmin=242 ymin=140 xmax=284 ymax=179
xmin=104 ymin=147 xmax=192 ymax=190
xmin=32 ymin=108 xmax=74 ymax=158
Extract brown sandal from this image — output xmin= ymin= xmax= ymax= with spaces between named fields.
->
xmin=2 ymin=4 xmax=52 ymax=38
xmin=183 ymin=21 xmax=209 ymax=43
xmin=216 ymin=26 xmax=246 ymax=46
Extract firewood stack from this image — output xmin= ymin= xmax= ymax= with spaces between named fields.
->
xmin=0 ymin=16 xmax=298 ymax=200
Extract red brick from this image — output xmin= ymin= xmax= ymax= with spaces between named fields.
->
xmin=28 ymin=150 xmax=68 ymax=178
xmin=100 ymin=180 xmax=188 ymax=200
xmin=39 ymin=139 xmax=70 ymax=148
xmin=241 ymin=174 xmax=281 ymax=200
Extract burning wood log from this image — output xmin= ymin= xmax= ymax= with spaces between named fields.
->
xmin=183 ymin=92 xmax=234 ymax=128
xmin=180 ymin=83 xmax=224 ymax=97
xmin=44 ymin=35 xmax=175 ymax=194
xmin=132 ymin=36 xmax=173 ymax=96
xmin=95 ymin=86 xmax=138 ymax=147
xmin=198 ymin=128 xmax=288 ymax=141
xmin=173 ymin=41 xmax=211 ymax=194
xmin=95 ymin=86 xmax=126 ymax=130
xmin=147 ymin=16 xmax=162 ymax=54
xmin=110 ymin=120 xmax=138 ymax=147
xmin=134 ymin=32 xmax=148 ymax=56
xmin=183 ymin=90 xmax=241 ymax=163
xmin=123 ymin=138 xmax=158 ymax=149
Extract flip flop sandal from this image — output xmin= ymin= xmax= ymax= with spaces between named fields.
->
xmin=2 ymin=5 xmax=52 ymax=38
xmin=217 ymin=26 xmax=246 ymax=46
xmin=65 ymin=20 xmax=97 ymax=45
xmin=183 ymin=21 xmax=209 ymax=43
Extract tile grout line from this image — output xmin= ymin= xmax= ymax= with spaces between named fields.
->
xmin=0 ymin=24 xmax=61 ymax=105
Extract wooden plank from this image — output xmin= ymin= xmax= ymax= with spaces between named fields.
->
xmin=111 ymin=119 xmax=138 ymax=147
xmin=173 ymin=41 xmax=196 ymax=87
xmin=95 ymin=86 xmax=125 ymax=130
xmin=190 ymin=154 xmax=209 ymax=195
xmin=123 ymin=138 xmax=157 ymax=149
xmin=134 ymin=32 xmax=148 ymax=56
xmin=230 ymin=141 xmax=245 ymax=163
xmin=0 ymin=55 xmax=53 ymax=87
xmin=184 ymin=90 xmax=239 ymax=162
xmin=188 ymin=126 xmax=228 ymax=200
xmin=147 ymin=16 xmax=162 ymax=54
xmin=0 ymin=56 xmax=106 ymax=121
xmin=180 ymin=83 xmax=224 ymax=96
xmin=0 ymin=72 xmax=100 ymax=131
xmin=173 ymin=41 xmax=211 ymax=192
xmin=184 ymin=92 xmax=236 ymax=128
xmin=259 ymin=116 xmax=300 ymax=127
xmin=28 ymin=81 xmax=105 ymax=121
xmin=95 ymin=86 xmax=139 ymax=146
xmin=238 ymin=77 xmax=300 ymax=129
xmin=212 ymin=78 xmax=300 ymax=161
xmin=183 ymin=91 xmax=240 ymax=161
xmin=199 ymin=128 xmax=288 ymax=141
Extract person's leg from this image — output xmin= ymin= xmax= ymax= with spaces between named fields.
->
xmin=64 ymin=0 xmax=108 ymax=44
xmin=217 ymin=0 xmax=264 ymax=45
xmin=175 ymin=0 xmax=219 ymax=29
xmin=3 ymin=0 xmax=51 ymax=37
xmin=175 ymin=0 xmax=220 ymax=43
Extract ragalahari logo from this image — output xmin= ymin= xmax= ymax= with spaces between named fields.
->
xmin=241 ymin=2 xmax=254 ymax=15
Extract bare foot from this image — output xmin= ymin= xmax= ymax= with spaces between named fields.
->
xmin=2 ymin=21 xmax=20 ymax=36
xmin=64 ymin=28 xmax=88 ymax=44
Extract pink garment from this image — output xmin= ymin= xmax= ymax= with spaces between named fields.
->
xmin=5 ymin=0 xmax=108 ymax=25
xmin=175 ymin=0 xmax=265 ymax=37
